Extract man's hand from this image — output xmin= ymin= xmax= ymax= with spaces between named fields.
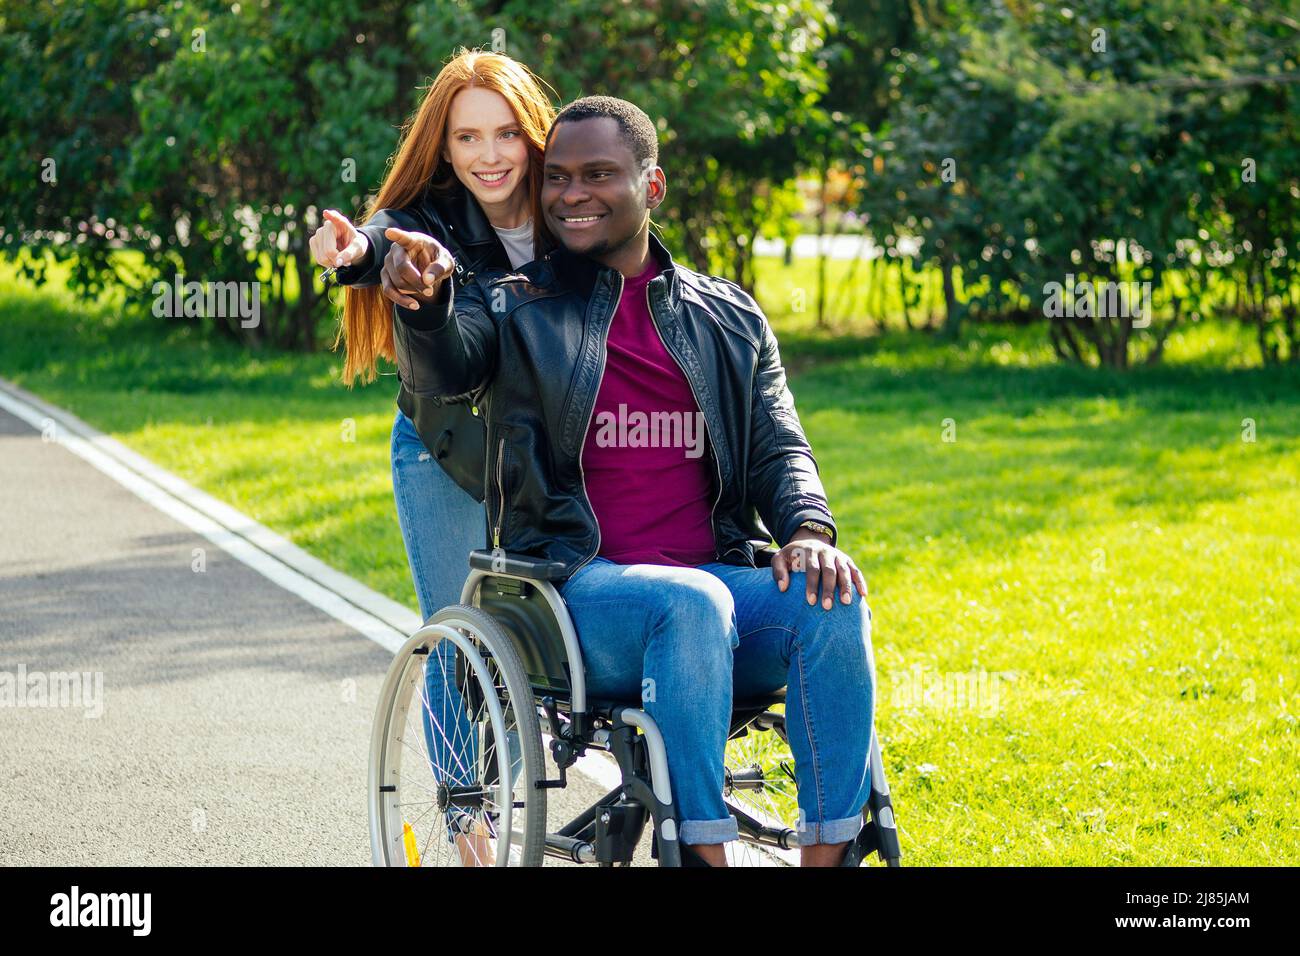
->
xmin=309 ymin=209 xmax=369 ymax=268
xmin=381 ymin=227 xmax=456 ymax=310
xmin=771 ymin=527 xmax=868 ymax=610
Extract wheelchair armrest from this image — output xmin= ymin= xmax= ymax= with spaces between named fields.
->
xmin=469 ymin=548 xmax=569 ymax=581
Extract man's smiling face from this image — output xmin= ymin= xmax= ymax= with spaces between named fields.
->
xmin=541 ymin=116 xmax=663 ymax=266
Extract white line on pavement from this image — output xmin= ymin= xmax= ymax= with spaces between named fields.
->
xmin=0 ymin=376 xmax=624 ymax=791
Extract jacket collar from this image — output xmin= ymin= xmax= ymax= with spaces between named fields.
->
xmin=646 ymin=231 xmax=683 ymax=313
xmin=427 ymin=180 xmax=499 ymax=249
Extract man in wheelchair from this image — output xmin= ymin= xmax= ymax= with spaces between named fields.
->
xmin=384 ymin=96 xmax=876 ymax=867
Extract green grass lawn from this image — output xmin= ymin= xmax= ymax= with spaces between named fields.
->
xmin=2 ymin=256 xmax=1297 ymax=865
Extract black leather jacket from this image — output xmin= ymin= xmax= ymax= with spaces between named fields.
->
xmin=391 ymin=231 xmax=837 ymax=579
xmin=334 ymin=182 xmax=513 ymax=502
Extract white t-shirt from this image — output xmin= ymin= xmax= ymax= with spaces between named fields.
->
xmin=492 ymin=218 xmax=534 ymax=270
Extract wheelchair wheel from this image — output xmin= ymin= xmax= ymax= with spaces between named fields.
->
xmin=369 ymin=604 xmax=546 ymax=866
xmin=723 ymin=709 xmax=803 ymax=866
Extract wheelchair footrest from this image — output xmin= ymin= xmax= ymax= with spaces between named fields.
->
xmin=846 ymin=820 xmax=879 ymax=866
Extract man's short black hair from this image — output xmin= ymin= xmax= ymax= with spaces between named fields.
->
xmin=551 ymin=95 xmax=659 ymax=169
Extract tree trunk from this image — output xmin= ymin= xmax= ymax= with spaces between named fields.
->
xmin=815 ymin=157 xmax=829 ymax=329
xmin=940 ymin=252 xmax=961 ymax=339
xmin=898 ymin=258 xmax=914 ymax=331
xmin=1144 ymin=296 xmax=1182 ymax=366
xmin=292 ymin=247 xmax=317 ymax=352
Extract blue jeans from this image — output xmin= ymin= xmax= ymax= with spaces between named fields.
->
xmin=390 ymin=409 xmax=520 ymax=812
xmin=559 ymin=557 xmax=876 ymax=846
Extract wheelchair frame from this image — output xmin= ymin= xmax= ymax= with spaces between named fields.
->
xmin=424 ymin=547 xmax=903 ymax=867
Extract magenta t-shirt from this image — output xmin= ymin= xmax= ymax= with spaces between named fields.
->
xmin=579 ymin=257 xmax=717 ymax=566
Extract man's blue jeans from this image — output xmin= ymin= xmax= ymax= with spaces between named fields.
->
xmin=559 ymin=556 xmax=876 ymax=846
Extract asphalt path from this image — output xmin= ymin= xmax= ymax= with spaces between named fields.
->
xmin=0 ymin=396 xmax=614 ymax=866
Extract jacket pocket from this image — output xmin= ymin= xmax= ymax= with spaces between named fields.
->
xmin=490 ymin=425 xmax=511 ymax=549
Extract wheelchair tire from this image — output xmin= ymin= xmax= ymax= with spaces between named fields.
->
xmin=369 ymin=604 xmax=547 ymax=867
xmin=723 ymin=710 xmax=805 ymax=866
xmin=724 ymin=714 xmax=890 ymax=866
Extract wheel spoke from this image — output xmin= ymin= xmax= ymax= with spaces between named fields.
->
xmin=373 ymin=609 xmax=545 ymax=867
xmin=724 ymin=718 xmax=802 ymax=866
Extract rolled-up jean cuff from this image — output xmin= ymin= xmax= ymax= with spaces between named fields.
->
xmin=679 ymin=816 xmax=740 ymax=845
xmin=799 ymin=813 xmax=864 ymax=846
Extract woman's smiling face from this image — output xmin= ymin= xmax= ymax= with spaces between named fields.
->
xmin=443 ymin=86 xmax=531 ymax=217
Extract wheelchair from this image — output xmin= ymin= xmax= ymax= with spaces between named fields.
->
xmin=368 ymin=547 xmax=902 ymax=867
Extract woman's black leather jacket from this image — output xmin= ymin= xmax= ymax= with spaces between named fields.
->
xmin=334 ymin=181 xmax=511 ymax=502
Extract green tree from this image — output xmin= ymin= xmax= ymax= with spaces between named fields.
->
xmin=2 ymin=0 xmax=835 ymax=341
xmin=440 ymin=0 xmax=834 ymax=291
xmin=852 ymin=0 xmax=1300 ymax=367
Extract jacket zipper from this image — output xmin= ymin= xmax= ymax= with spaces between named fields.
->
xmin=646 ymin=284 xmax=725 ymax=561
xmin=493 ymin=435 xmax=506 ymax=549
xmin=568 ymin=272 xmax=621 ymax=577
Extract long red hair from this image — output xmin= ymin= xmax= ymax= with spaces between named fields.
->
xmin=333 ymin=49 xmax=557 ymax=385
